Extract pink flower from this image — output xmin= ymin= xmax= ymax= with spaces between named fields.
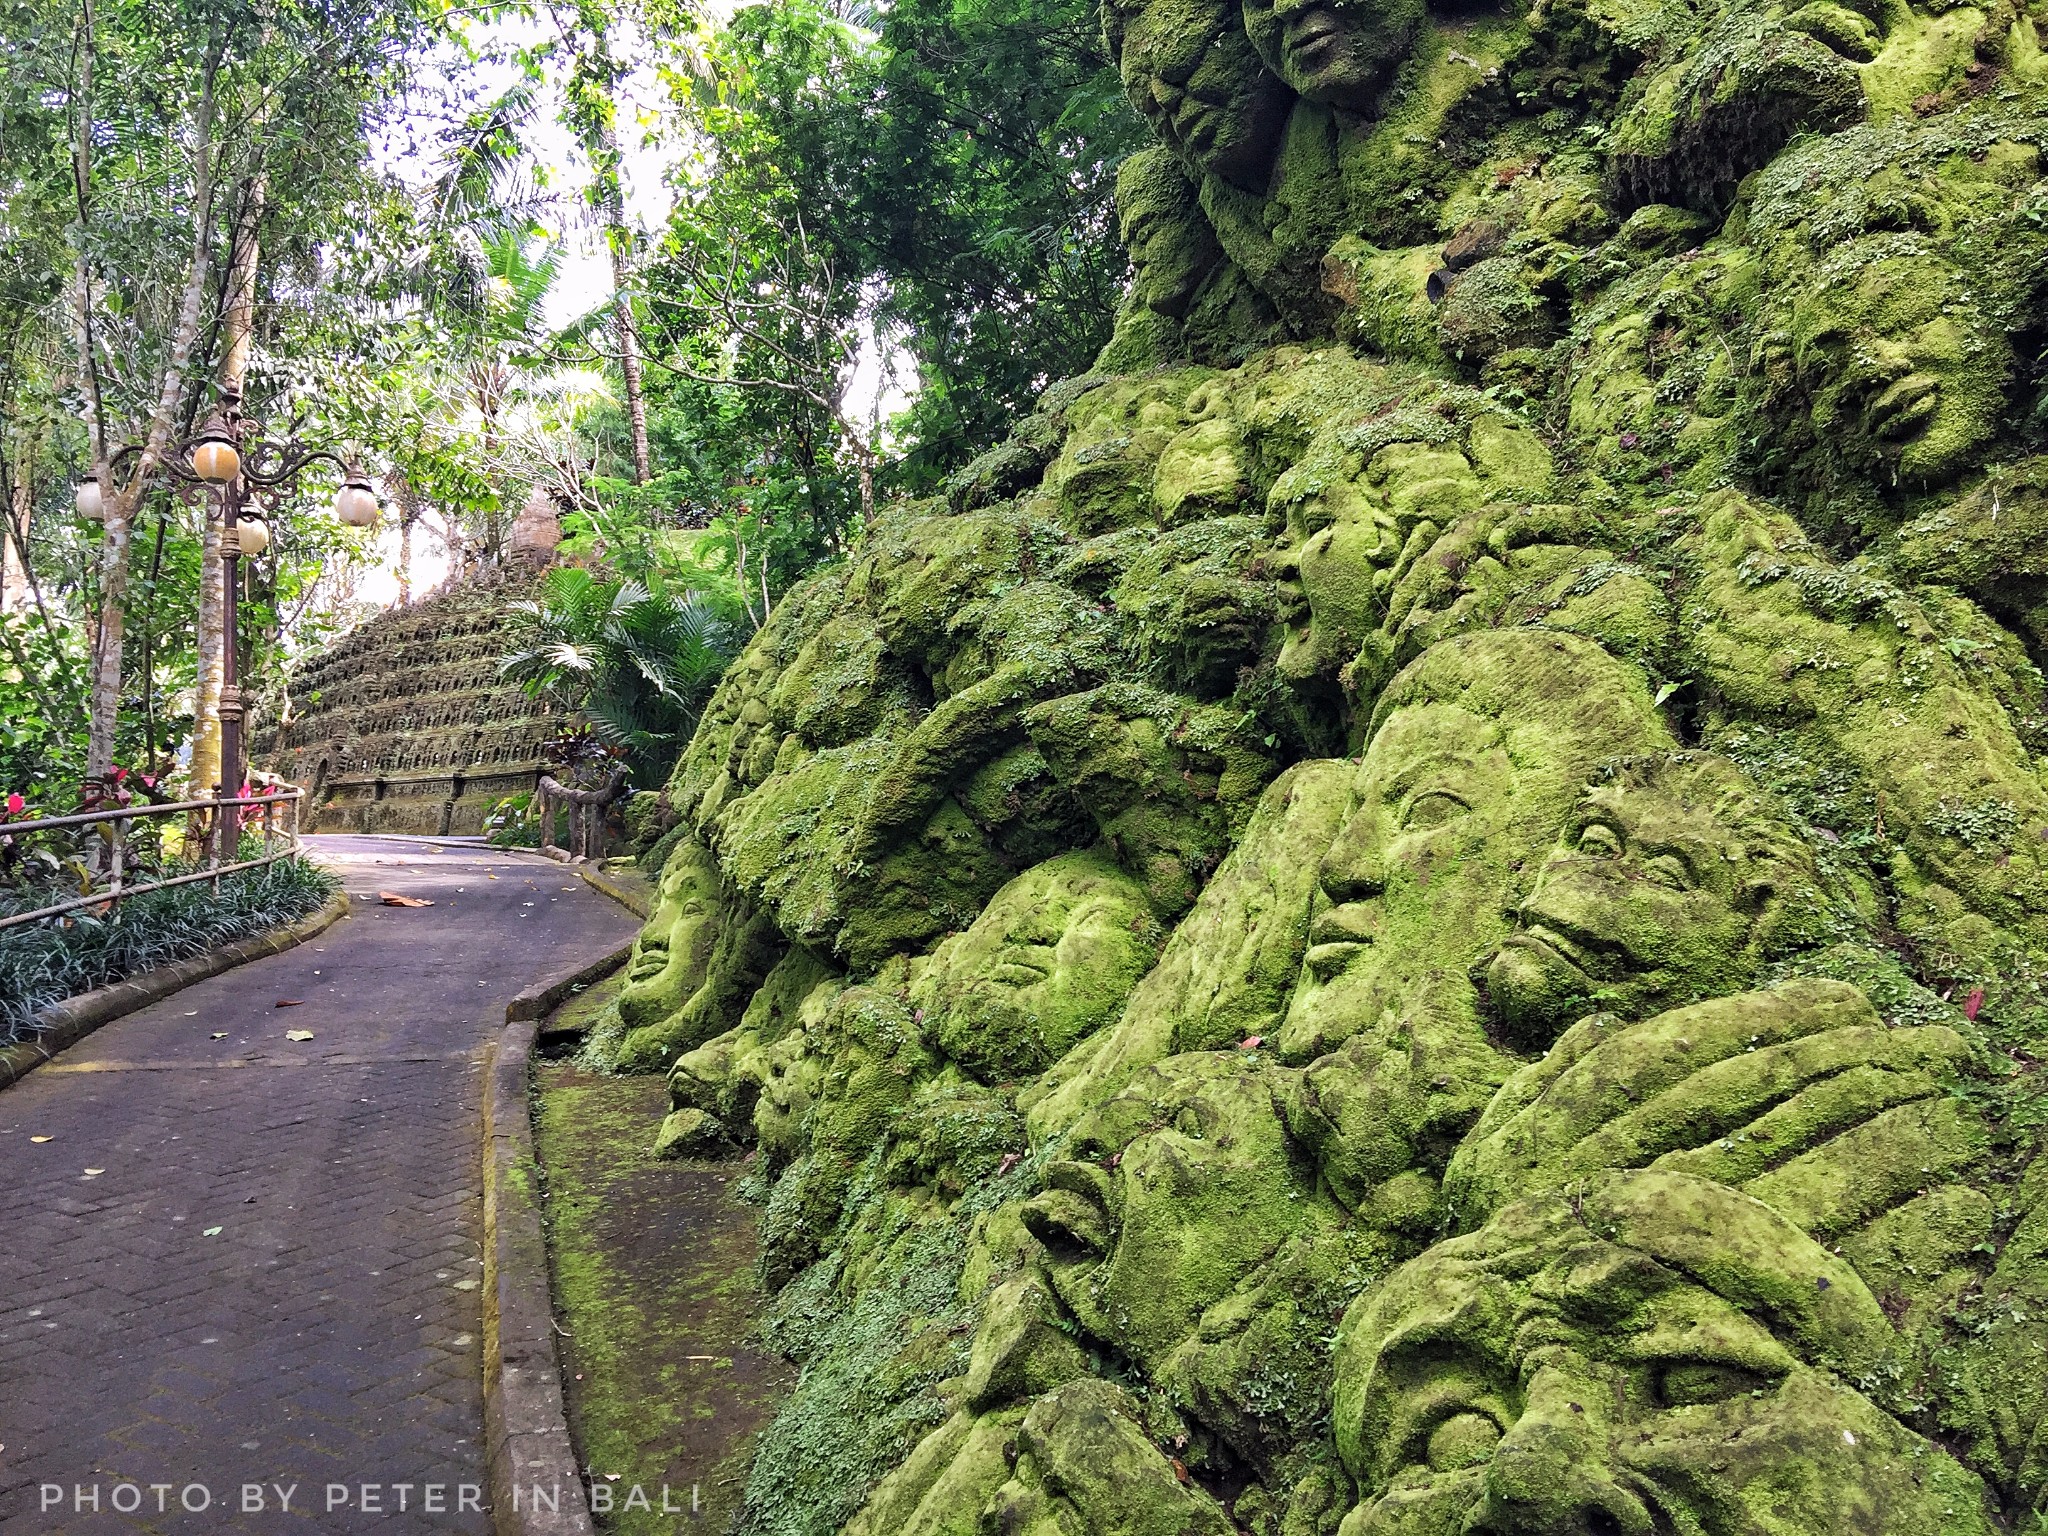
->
xmin=4 ymin=793 xmax=23 ymax=815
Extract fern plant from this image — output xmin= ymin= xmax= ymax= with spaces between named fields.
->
xmin=499 ymin=567 xmax=736 ymax=785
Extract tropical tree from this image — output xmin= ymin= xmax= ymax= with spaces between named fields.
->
xmin=499 ymin=566 xmax=735 ymax=783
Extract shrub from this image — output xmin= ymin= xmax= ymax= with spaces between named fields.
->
xmin=0 ymin=857 xmax=341 ymax=1043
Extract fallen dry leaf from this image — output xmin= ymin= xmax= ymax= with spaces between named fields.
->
xmin=274 ymin=999 xmax=305 ymax=1008
xmin=285 ymin=1029 xmax=315 ymax=1042
xmin=83 ymin=1168 xmax=104 ymax=1177
xmin=211 ymin=1032 xmax=228 ymax=1040
xmin=378 ymin=890 xmax=434 ymax=907
xmin=29 ymin=1135 xmax=52 ymax=1144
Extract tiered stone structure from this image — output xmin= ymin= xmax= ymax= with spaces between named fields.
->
xmin=260 ymin=566 xmax=561 ymax=836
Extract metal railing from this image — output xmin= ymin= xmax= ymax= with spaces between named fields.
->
xmin=0 ymin=787 xmax=304 ymax=932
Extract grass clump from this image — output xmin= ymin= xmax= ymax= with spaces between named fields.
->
xmin=0 ymin=856 xmax=339 ymax=1042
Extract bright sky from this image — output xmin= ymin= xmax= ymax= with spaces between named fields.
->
xmin=350 ymin=9 xmax=908 ymax=610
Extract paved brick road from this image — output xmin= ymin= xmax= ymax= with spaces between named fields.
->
xmin=0 ymin=838 xmax=639 ymax=1534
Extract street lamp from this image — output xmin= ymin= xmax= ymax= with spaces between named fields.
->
xmin=334 ymin=474 xmax=380 ymax=528
xmin=71 ymin=389 xmax=378 ymax=842
xmin=190 ymin=413 xmax=242 ymax=484
xmin=234 ymin=516 xmax=271 ymax=557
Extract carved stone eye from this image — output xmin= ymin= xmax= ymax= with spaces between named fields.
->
xmin=1426 ymin=1411 xmax=1501 ymax=1472
xmin=1642 ymin=851 xmax=1691 ymax=890
xmin=1656 ymin=1362 xmax=1772 ymax=1408
xmin=1578 ymin=823 xmax=1623 ymax=858
xmin=1404 ymin=792 xmax=1468 ymax=831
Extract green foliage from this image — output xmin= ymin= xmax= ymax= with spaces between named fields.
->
xmin=0 ymin=856 xmax=339 ymax=1042
xmin=500 ymin=567 xmax=737 ymax=784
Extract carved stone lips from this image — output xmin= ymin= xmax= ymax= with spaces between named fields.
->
xmin=1504 ymin=924 xmax=1592 ymax=978
xmin=1023 ymin=1163 xmax=1114 ymax=1259
xmin=1304 ymin=903 xmax=1377 ymax=979
xmin=1303 ymin=940 xmax=1366 ymax=980
xmin=1288 ymin=9 xmax=1349 ymax=59
xmin=1172 ymin=97 xmax=1221 ymax=154
xmin=1290 ymin=10 xmax=1345 ymax=45
xmin=1869 ymin=373 xmax=1939 ymax=441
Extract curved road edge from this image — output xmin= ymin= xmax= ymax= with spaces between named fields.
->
xmin=0 ymin=888 xmax=353 ymax=1090
xmin=485 ymin=931 xmax=637 ymax=1536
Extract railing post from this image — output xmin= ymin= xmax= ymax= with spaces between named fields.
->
xmin=108 ymin=817 xmax=125 ymax=915
xmin=208 ymin=799 xmax=224 ymax=893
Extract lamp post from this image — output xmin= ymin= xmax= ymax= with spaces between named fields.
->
xmin=80 ymin=388 xmax=379 ymax=844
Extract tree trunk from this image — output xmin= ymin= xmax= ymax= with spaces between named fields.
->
xmin=85 ymin=39 xmax=224 ymax=782
xmin=599 ymin=120 xmax=651 ymax=485
xmin=190 ymin=168 xmax=264 ymax=800
xmin=614 ymin=265 xmax=651 ymax=485
xmin=2 ymin=429 xmax=35 ymax=613
xmin=399 ymin=510 xmax=413 ymax=605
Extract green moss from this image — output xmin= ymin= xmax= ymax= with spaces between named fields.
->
xmin=983 ymin=1379 xmax=1236 ymax=1535
xmin=911 ymin=851 xmax=1164 ymax=1082
xmin=1336 ymin=1170 xmax=1997 ymax=1534
xmin=535 ymin=1069 xmax=790 ymax=1534
xmin=1023 ymin=681 xmax=1278 ymax=915
xmin=1023 ymin=757 xmax=1359 ymax=1143
xmin=575 ymin=17 xmax=2048 ymax=1530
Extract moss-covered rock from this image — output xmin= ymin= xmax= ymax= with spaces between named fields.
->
xmin=1333 ymin=1170 xmax=1999 ymax=1535
xmin=573 ymin=2 xmax=2048 ymax=1528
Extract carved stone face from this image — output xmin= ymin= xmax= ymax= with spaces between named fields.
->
xmin=1480 ymin=754 xmax=1818 ymax=1043
xmin=617 ymin=839 xmax=724 ymax=1031
xmin=1240 ymin=0 xmax=1424 ymax=117
xmin=1269 ymin=437 xmax=1499 ymax=687
xmin=1021 ymin=1053 xmax=1326 ymax=1370
xmin=1277 ymin=631 xmax=1670 ymax=1064
xmin=1111 ymin=0 xmax=1293 ymax=190
xmin=1333 ymin=1170 xmax=1993 ymax=1536
xmin=1117 ymin=148 xmax=1225 ymax=320
xmin=925 ymin=852 xmax=1162 ymax=1082
xmin=1791 ymin=236 xmax=2009 ymax=490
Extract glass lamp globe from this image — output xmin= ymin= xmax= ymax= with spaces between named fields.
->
xmin=192 ymin=435 xmax=241 ymax=484
xmin=334 ymin=481 xmax=380 ymax=528
xmin=75 ymin=475 xmax=104 ymax=522
xmin=234 ymin=517 xmax=271 ymax=557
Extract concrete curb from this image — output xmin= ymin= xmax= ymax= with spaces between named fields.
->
xmin=482 ymin=1011 xmax=598 ymax=1536
xmin=568 ymin=862 xmax=652 ymax=919
xmin=0 ymin=889 xmax=353 ymax=1089
xmin=504 ymin=942 xmax=635 ymax=1024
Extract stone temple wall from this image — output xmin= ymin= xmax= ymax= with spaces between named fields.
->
xmin=258 ymin=565 xmax=561 ymax=837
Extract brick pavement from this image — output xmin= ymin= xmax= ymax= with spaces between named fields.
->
xmin=0 ymin=838 xmax=640 ymax=1534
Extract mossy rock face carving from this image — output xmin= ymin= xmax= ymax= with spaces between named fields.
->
xmin=612 ymin=0 xmax=2048 ymax=1528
